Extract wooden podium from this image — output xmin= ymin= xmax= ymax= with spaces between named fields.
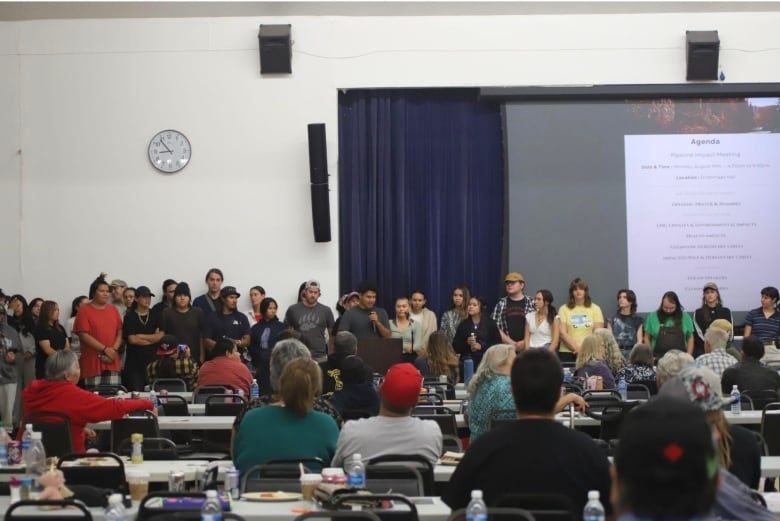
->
xmin=356 ymin=338 xmax=403 ymax=375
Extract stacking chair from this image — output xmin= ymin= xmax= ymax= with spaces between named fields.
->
xmin=367 ymin=454 xmax=434 ymax=496
xmin=581 ymin=389 xmax=622 ymax=402
xmin=202 ymin=394 xmax=245 ymax=453
xmin=333 ymin=493 xmax=419 ymax=521
xmin=489 ymin=409 xmax=517 ymax=431
xmin=152 ymin=378 xmax=188 ymax=393
xmin=117 ymin=437 xmax=178 ymax=460
xmin=742 ymin=389 xmax=780 ymax=412
xmin=295 ymin=512 xmax=382 ymax=521
xmin=6 ymin=500 xmax=93 ymax=521
xmin=414 ymin=408 xmax=459 ymax=440
xmin=761 ymin=402 xmax=780 ymax=456
xmin=561 ymin=382 xmax=583 ymax=395
xmin=241 ymin=457 xmax=326 ymax=493
xmin=723 ymin=394 xmax=754 ymax=412
xmin=583 ymin=396 xmax=638 ymax=444
xmin=365 ymin=463 xmax=425 ymax=496
xmin=423 ymin=379 xmax=456 ymax=400
xmin=158 ymin=393 xmax=190 ymax=416
xmin=57 ymin=452 xmax=126 ymax=492
xmin=110 ymin=409 xmax=159 ymax=452
xmin=497 ymin=492 xmax=575 ymax=521
xmin=193 ymin=385 xmax=234 ymax=403
xmin=93 ymin=384 xmax=128 ymax=396
xmin=442 ymin=434 xmax=463 ymax=454
xmin=625 ymin=383 xmax=651 ymax=400
xmin=22 ymin=411 xmax=74 ymax=459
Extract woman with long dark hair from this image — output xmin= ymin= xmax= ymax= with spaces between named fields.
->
xmin=245 ymin=285 xmax=266 ymax=326
xmin=643 ymin=291 xmax=694 ymax=358
xmin=249 ymin=297 xmax=286 ymax=395
xmin=557 ymin=278 xmax=604 ymax=363
xmin=414 ymin=330 xmax=459 ymax=384
xmin=34 ymin=301 xmax=70 ymax=379
xmin=523 ymin=289 xmax=559 ymax=351
xmin=453 ymin=296 xmax=501 ymax=368
xmin=440 ymin=286 xmax=470 ymax=343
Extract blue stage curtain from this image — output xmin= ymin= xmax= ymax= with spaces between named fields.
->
xmin=338 ymin=88 xmax=504 ymax=316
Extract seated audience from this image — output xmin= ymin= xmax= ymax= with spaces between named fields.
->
xmin=320 ymin=331 xmax=358 ymax=397
xmin=232 ymin=358 xmax=339 ymax=474
xmin=233 ymin=338 xmax=342 ymax=432
xmin=197 ymin=338 xmax=253 ymax=396
xmin=695 ymin=325 xmax=736 ymax=377
xmin=721 ymin=335 xmax=780 ymax=399
xmin=615 ymin=343 xmax=657 ymax=393
xmin=466 ymin=344 xmax=516 ymax=442
xmin=594 ymin=328 xmax=626 ymax=375
xmin=612 ymin=397 xmax=718 ymax=521
xmin=444 ymin=349 xmax=611 ymax=515
xmin=23 ymin=350 xmax=153 ymax=452
xmin=331 ymin=362 xmax=442 ymax=466
xmin=574 ymin=334 xmax=615 ymax=389
xmin=414 ymin=330 xmax=459 ymax=384
xmin=661 ymin=365 xmax=761 ymax=489
xmin=656 ymin=349 xmax=694 ymax=389
xmin=329 ymin=355 xmax=379 ymax=417
xmin=146 ymin=334 xmax=199 ymax=390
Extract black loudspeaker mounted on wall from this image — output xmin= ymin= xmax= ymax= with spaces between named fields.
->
xmin=686 ymin=30 xmax=719 ymax=81
xmin=308 ymin=123 xmax=331 ymax=243
xmin=258 ymin=24 xmax=292 ymax=74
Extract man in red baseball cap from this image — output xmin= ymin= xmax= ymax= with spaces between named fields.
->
xmin=331 ymin=362 xmax=442 ymax=466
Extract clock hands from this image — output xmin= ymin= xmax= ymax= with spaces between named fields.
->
xmin=158 ymin=138 xmax=173 ymax=154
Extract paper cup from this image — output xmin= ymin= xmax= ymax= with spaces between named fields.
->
xmin=300 ymin=473 xmax=322 ymax=505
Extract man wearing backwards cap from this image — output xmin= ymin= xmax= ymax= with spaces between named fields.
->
xmin=202 ymin=286 xmax=250 ymax=362
xmin=491 ymin=272 xmax=534 ymax=352
xmin=109 ymin=278 xmax=128 ymax=316
xmin=284 ymin=279 xmax=335 ymax=362
xmin=444 ymin=349 xmax=611 ymax=515
xmin=612 ymin=397 xmax=719 ymax=521
xmin=331 ymin=363 xmax=442 ymax=466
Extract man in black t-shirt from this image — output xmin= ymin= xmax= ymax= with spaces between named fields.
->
xmin=444 ymin=349 xmax=612 ymax=516
xmin=202 ymin=286 xmax=250 ymax=363
xmin=491 ymin=272 xmax=533 ymax=351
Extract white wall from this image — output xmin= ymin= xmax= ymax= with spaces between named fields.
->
xmin=2 ymin=4 xmax=780 ymax=313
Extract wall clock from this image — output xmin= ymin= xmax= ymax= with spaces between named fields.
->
xmin=148 ymin=129 xmax=191 ymax=173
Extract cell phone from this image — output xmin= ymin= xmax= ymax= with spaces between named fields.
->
xmin=178 ymin=344 xmax=188 ymax=353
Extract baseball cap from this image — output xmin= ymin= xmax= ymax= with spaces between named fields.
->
xmin=110 ymin=279 xmax=127 ymax=288
xmin=305 ymin=280 xmax=321 ymax=290
xmin=504 ymin=272 xmax=524 ymax=283
xmin=156 ymin=334 xmax=180 ymax=356
xmin=220 ymin=286 xmax=240 ymax=298
xmin=703 ymin=282 xmax=719 ymax=291
xmin=615 ymin=397 xmax=718 ymax=512
xmin=380 ymin=363 xmax=423 ymax=409
xmin=135 ymin=286 xmax=155 ymax=298
xmin=659 ymin=365 xmax=727 ymax=412
xmin=174 ymin=282 xmax=191 ymax=298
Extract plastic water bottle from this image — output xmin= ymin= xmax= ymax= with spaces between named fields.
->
xmin=563 ymin=367 xmax=573 ymax=383
xmin=465 ymin=489 xmax=487 ymax=521
xmin=201 ymin=489 xmax=223 ymax=521
xmin=730 ymin=385 xmax=741 ymax=415
xmin=24 ymin=432 xmax=46 ymax=484
xmin=150 ymin=390 xmax=159 ymax=409
xmin=250 ymin=379 xmax=260 ymax=399
xmin=617 ymin=378 xmax=627 ymax=401
xmin=583 ymin=490 xmax=605 ymax=521
xmin=22 ymin=424 xmax=33 ymax=460
xmin=463 ymin=358 xmax=475 ymax=385
xmin=105 ymin=493 xmax=128 ymax=521
xmin=346 ymin=453 xmax=366 ymax=488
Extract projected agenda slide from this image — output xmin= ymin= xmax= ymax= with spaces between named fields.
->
xmin=625 ymin=133 xmax=780 ymax=312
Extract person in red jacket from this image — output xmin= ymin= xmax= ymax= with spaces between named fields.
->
xmin=23 ymin=350 xmax=154 ymax=452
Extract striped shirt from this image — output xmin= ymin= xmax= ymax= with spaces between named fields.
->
xmin=744 ymin=308 xmax=780 ymax=343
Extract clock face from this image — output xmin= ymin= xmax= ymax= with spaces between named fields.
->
xmin=148 ymin=130 xmax=191 ymax=173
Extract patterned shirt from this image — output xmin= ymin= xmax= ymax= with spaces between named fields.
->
xmin=467 ymin=374 xmax=515 ymax=442
xmin=146 ymin=357 xmax=199 ymax=390
xmin=696 ymin=349 xmax=737 ymax=378
xmin=440 ymin=310 xmax=464 ymax=343
xmin=491 ymin=296 xmax=535 ymax=337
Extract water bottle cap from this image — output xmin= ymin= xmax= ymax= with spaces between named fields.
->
xmin=588 ymin=490 xmax=600 ymax=500
xmin=108 ymin=493 xmax=123 ymax=504
xmin=25 ymin=424 xmax=33 ymax=433
xmin=206 ymin=489 xmax=218 ymax=498
xmin=353 ymin=453 xmax=362 ymax=460
xmin=471 ymin=489 xmax=483 ymax=499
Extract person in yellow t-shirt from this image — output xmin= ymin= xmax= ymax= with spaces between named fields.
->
xmin=556 ymin=277 xmax=604 ymax=363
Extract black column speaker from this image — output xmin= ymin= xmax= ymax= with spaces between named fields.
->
xmin=686 ymin=30 xmax=719 ymax=81
xmin=308 ymin=123 xmax=331 ymax=242
xmin=258 ymin=24 xmax=292 ymax=74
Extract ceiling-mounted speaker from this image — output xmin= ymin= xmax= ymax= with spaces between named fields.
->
xmin=258 ymin=24 xmax=292 ymax=74
xmin=686 ymin=30 xmax=719 ymax=81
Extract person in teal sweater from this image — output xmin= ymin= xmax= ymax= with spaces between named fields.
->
xmin=232 ymin=357 xmax=339 ymax=474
